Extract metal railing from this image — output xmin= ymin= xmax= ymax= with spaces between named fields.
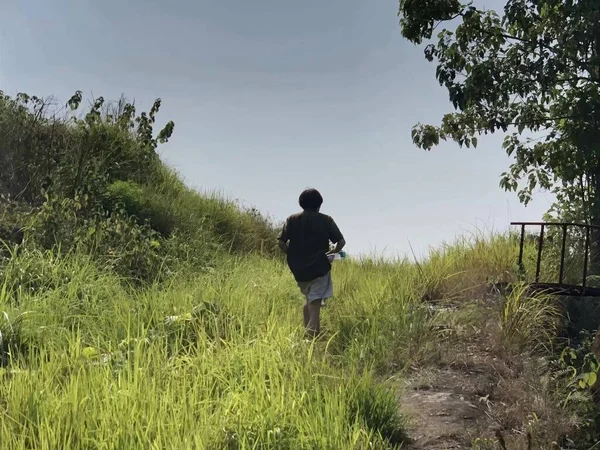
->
xmin=511 ymin=221 xmax=600 ymax=296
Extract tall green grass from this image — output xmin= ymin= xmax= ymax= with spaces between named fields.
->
xmin=147 ymin=166 xmax=279 ymax=255
xmin=1 ymin=89 xmax=589 ymax=448
xmin=0 ymin=227 xmax=574 ymax=449
xmin=0 ymin=252 xmax=417 ymax=449
xmin=498 ymin=283 xmax=562 ymax=355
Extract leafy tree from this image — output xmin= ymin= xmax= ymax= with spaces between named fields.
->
xmin=398 ymin=0 xmax=600 ymax=263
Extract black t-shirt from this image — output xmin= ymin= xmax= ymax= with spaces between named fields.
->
xmin=278 ymin=211 xmax=344 ymax=282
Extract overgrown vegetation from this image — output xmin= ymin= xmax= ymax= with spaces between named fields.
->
xmin=1 ymin=88 xmax=600 ymax=448
xmin=0 ymin=90 xmax=278 ymax=284
xmin=394 ymin=2 xmax=600 ymax=442
xmin=398 ymin=0 xmax=600 ymax=269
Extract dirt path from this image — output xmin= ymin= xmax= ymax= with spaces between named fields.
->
xmin=399 ymin=363 xmax=499 ymax=449
xmin=397 ymin=301 xmax=522 ymax=450
xmin=393 ymin=288 xmax=599 ymax=449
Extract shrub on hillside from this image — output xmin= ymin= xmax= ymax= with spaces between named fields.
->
xmin=0 ymin=91 xmax=174 ymax=205
xmin=0 ymin=197 xmax=27 ymax=252
xmin=144 ymin=167 xmax=279 ymax=256
xmin=0 ymin=88 xmax=279 ymax=287
xmin=104 ymin=180 xmax=177 ymax=236
xmin=27 ymin=195 xmax=164 ymax=284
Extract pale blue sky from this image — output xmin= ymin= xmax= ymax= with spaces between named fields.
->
xmin=0 ymin=0 xmax=553 ymax=258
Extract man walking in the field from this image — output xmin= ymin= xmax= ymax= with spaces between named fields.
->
xmin=277 ymin=189 xmax=346 ymax=338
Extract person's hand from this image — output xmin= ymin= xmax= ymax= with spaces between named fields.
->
xmin=327 ymin=253 xmax=336 ymax=263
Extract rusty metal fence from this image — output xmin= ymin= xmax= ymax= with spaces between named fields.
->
xmin=511 ymin=221 xmax=600 ymax=296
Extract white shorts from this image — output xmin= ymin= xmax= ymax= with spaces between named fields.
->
xmin=297 ymin=271 xmax=333 ymax=307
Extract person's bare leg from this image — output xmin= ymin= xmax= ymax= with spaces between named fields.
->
xmin=306 ymin=300 xmax=322 ymax=338
xmin=303 ymin=302 xmax=310 ymax=328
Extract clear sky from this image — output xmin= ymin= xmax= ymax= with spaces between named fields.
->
xmin=0 ymin=0 xmax=554 ymax=258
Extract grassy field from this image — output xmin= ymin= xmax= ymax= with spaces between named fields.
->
xmin=0 ymin=252 xmax=412 ymax=449
xmin=0 ymin=232 xmax=568 ymax=449
xmin=1 ymin=90 xmax=599 ymax=449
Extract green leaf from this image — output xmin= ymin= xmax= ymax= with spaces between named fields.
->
xmin=583 ymin=371 xmax=597 ymax=387
xmin=398 ymin=0 xmax=600 ymax=219
xmin=82 ymin=346 xmax=99 ymax=359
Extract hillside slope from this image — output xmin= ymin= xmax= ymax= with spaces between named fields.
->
xmin=1 ymin=91 xmax=599 ymax=449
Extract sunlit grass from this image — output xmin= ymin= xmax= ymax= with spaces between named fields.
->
xmin=0 ymin=231 xmax=564 ymax=449
xmin=0 ymin=254 xmax=413 ymax=449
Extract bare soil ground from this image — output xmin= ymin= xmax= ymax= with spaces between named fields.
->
xmin=400 ymin=350 xmax=506 ymax=449
xmin=396 ymin=298 xmax=568 ymax=450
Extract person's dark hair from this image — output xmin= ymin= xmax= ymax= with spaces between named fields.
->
xmin=299 ymin=188 xmax=323 ymax=210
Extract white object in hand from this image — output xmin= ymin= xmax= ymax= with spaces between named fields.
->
xmin=328 ymin=252 xmax=346 ymax=262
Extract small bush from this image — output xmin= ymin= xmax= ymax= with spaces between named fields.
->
xmin=0 ymin=91 xmax=174 ymax=201
xmin=104 ymin=180 xmax=177 ymax=236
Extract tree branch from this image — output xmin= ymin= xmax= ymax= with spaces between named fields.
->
xmin=441 ymin=113 xmax=591 ymax=137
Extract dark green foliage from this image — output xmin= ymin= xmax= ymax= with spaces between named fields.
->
xmin=104 ymin=180 xmax=177 ymax=236
xmin=24 ymin=194 xmax=165 ymax=284
xmin=549 ymin=330 xmax=600 ymax=448
xmin=0 ymin=89 xmax=278 ymax=285
xmin=398 ymin=0 xmax=600 ymax=224
xmin=0 ymin=311 xmax=38 ymax=366
xmin=0 ymin=200 xmax=25 ymax=252
xmin=0 ymin=92 xmax=173 ymax=205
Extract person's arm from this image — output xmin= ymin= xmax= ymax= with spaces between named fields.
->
xmin=277 ymin=219 xmax=290 ymax=254
xmin=278 ymin=239 xmax=289 ymax=254
xmin=328 ymin=238 xmax=346 ymax=255
xmin=326 ymin=216 xmax=346 ymax=255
